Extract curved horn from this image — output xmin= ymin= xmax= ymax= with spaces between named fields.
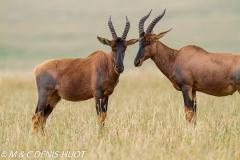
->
xmin=121 ymin=16 xmax=130 ymax=40
xmin=138 ymin=10 xmax=152 ymax=34
xmin=108 ymin=15 xmax=118 ymax=39
xmin=146 ymin=8 xmax=166 ymax=34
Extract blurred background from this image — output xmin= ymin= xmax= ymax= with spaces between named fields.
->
xmin=1 ymin=0 xmax=240 ymax=72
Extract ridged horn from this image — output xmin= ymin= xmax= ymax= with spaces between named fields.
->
xmin=138 ymin=10 xmax=152 ymax=34
xmin=146 ymin=9 xmax=166 ymax=34
xmin=108 ymin=15 xmax=118 ymax=39
xmin=121 ymin=16 xmax=130 ymax=40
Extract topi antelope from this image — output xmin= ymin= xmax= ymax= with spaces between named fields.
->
xmin=32 ymin=16 xmax=139 ymax=134
xmin=134 ymin=9 xmax=240 ymax=123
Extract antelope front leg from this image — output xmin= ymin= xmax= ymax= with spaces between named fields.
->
xmin=94 ymin=91 xmax=109 ymax=127
xmin=181 ymin=85 xmax=197 ymax=124
xmin=98 ymin=96 xmax=109 ymax=126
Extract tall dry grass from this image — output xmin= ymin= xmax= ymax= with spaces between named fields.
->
xmin=0 ymin=70 xmax=240 ymax=159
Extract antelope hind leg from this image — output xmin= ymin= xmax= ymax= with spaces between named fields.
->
xmin=32 ymin=111 xmax=45 ymax=134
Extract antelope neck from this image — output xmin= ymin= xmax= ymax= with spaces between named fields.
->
xmin=151 ymin=41 xmax=176 ymax=79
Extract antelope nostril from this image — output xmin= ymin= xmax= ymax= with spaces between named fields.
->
xmin=134 ymin=60 xmax=140 ymax=67
xmin=115 ymin=66 xmax=124 ymax=73
xmin=118 ymin=67 xmax=124 ymax=72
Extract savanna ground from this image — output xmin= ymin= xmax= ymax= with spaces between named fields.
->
xmin=1 ymin=1 xmax=240 ymax=159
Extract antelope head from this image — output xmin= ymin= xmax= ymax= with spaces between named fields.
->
xmin=134 ymin=9 xmax=172 ymax=67
xmin=97 ymin=16 xmax=140 ymax=74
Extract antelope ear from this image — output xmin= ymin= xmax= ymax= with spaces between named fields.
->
xmin=97 ymin=36 xmax=111 ymax=46
xmin=154 ymin=28 xmax=172 ymax=40
xmin=126 ymin=37 xmax=143 ymax=46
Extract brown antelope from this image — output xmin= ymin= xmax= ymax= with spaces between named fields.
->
xmin=134 ymin=9 xmax=240 ymax=123
xmin=32 ymin=16 xmax=139 ymax=134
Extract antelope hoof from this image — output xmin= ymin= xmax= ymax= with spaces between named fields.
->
xmin=32 ymin=111 xmax=44 ymax=134
xmin=98 ymin=112 xmax=107 ymax=127
xmin=185 ymin=111 xmax=196 ymax=124
xmin=184 ymin=107 xmax=196 ymax=124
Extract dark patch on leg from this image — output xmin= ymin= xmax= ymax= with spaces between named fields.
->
xmin=33 ymin=72 xmax=57 ymax=134
xmin=95 ymin=68 xmax=103 ymax=91
xmin=44 ymin=105 xmax=53 ymax=117
xmin=35 ymin=95 xmax=48 ymax=114
xmin=94 ymin=90 xmax=103 ymax=115
xmin=36 ymin=72 xmax=57 ymax=91
xmin=43 ymin=93 xmax=61 ymax=122
xmin=102 ymin=96 xmax=109 ymax=112
xmin=181 ymin=85 xmax=196 ymax=123
xmin=98 ymin=96 xmax=109 ymax=126
xmin=99 ymin=96 xmax=109 ymax=126
xmin=40 ymin=93 xmax=61 ymax=135
xmin=192 ymin=91 xmax=197 ymax=114
xmin=94 ymin=91 xmax=109 ymax=126
xmin=94 ymin=68 xmax=104 ymax=115
xmin=181 ymin=86 xmax=193 ymax=108
xmin=175 ymin=66 xmax=186 ymax=88
xmin=174 ymin=67 xmax=197 ymax=123
xmin=42 ymin=105 xmax=54 ymax=131
xmin=35 ymin=72 xmax=56 ymax=113
xmin=33 ymin=93 xmax=47 ymax=134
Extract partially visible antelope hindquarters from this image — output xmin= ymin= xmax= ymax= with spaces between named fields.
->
xmin=181 ymin=85 xmax=197 ymax=124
